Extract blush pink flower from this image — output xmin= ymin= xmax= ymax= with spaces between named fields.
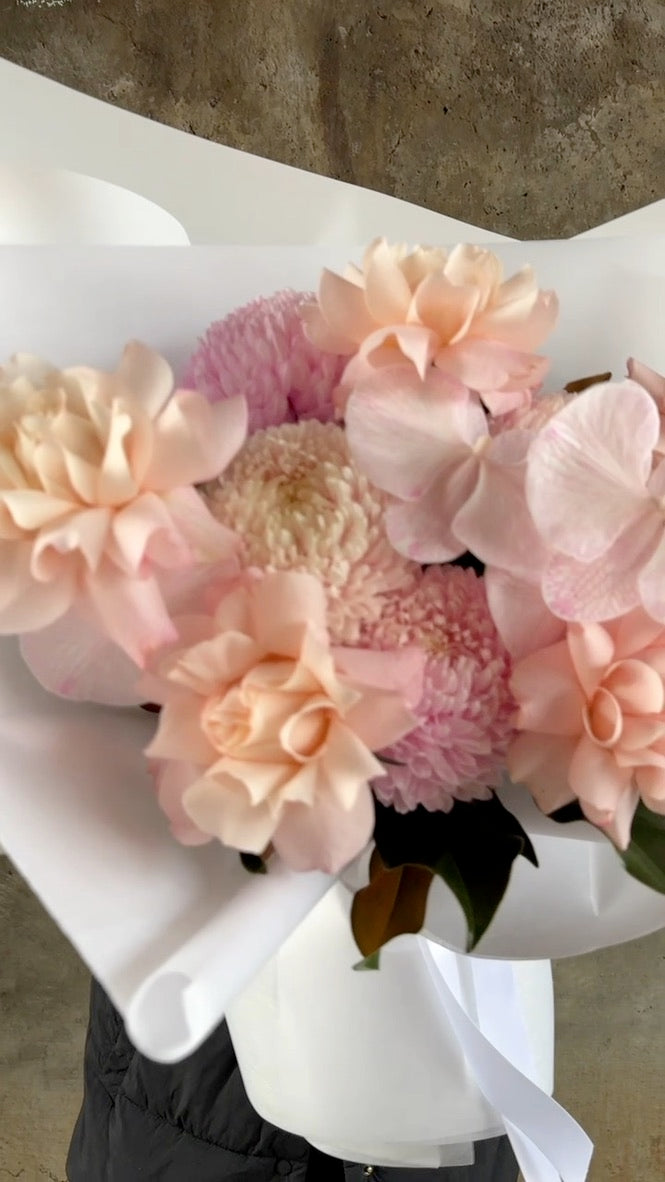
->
xmin=145 ymin=570 xmax=424 ymax=874
xmin=508 ymin=608 xmax=665 ymax=848
xmin=182 ymin=289 xmax=346 ymax=433
xmin=364 ymin=566 xmax=515 ymax=812
xmin=0 ymin=343 xmax=246 ymax=675
xmin=202 ymin=419 xmax=419 ymax=644
xmin=525 ymin=380 xmax=665 ymax=624
xmin=345 ymin=365 xmax=542 ymax=573
xmin=303 ymin=239 xmax=558 ymax=415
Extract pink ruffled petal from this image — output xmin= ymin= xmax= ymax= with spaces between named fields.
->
xmin=484 ymin=567 xmax=565 ymax=660
xmin=316 ymin=268 xmax=378 ymax=345
xmin=273 ymin=777 xmax=374 ymax=873
xmin=566 ymin=622 xmax=615 ymax=698
xmin=84 ymin=563 xmax=178 ymax=666
xmin=359 ymin=324 xmax=440 ymax=380
xmin=474 ymin=286 xmax=559 ymax=351
xmin=568 ymin=736 xmax=632 ymax=814
xmin=144 ymin=391 xmax=248 ymax=490
xmin=411 ymin=272 xmax=481 ymax=345
xmin=435 ymin=338 xmax=546 ymax=395
xmin=151 ymin=759 xmax=212 ymax=847
xmin=443 ymin=244 xmax=503 ymax=308
xmin=0 ymin=541 xmax=76 ymax=633
xmin=334 ymin=644 xmax=425 ymax=712
xmin=19 ymin=607 xmax=144 ymax=704
xmin=526 ymin=381 xmax=658 ymax=561
xmin=364 ymin=245 xmax=414 ymax=323
xmin=183 ymin=771 xmax=277 ymax=852
xmin=613 ymin=607 xmax=665 ymax=659
xmin=582 ymin=781 xmax=639 ymax=850
xmin=604 ymin=658 xmax=665 ymax=715
xmin=635 ymin=766 xmax=665 ymax=807
xmin=507 ymin=731 xmax=578 ymax=813
xmin=252 ymin=571 xmax=329 ymax=654
xmin=345 ymin=367 xmax=481 ymax=500
xmin=511 ymin=641 xmax=585 ymax=736
xmin=115 ymin=341 xmax=175 ymax=418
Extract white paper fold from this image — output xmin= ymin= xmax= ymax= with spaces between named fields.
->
xmin=0 ymin=163 xmax=189 ymax=246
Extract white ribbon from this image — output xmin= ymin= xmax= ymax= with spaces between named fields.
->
xmin=419 ymin=940 xmax=594 ymax=1182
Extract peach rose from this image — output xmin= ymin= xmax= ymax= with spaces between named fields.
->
xmin=508 ymin=608 xmax=665 ymax=848
xmin=146 ymin=570 xmax=424 ymax=873
xmin=0 ymin=342 xmax=247 ymax=671
xmin=303 ymin=239 xmax=558 ymax=415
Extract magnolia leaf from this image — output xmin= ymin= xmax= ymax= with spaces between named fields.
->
xmin=240 ymin=851 xmax=267 ymax=875
xmin=548 ymin=801 xmax=586 ymax=824
xmin=351 ymin=849 xmax=434 ymax=958
xmin=353 ymin=951 xmax=381 ymax=972
xmin=620 ymin=803 xmax=665 ymax=895
xmin=564 ymin=371 xmax=612 ymax=394
xmin=368 ymin=795 xmax=538 ymax=951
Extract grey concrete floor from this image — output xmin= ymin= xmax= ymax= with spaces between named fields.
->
xmin=1 ymin=1 xmax=664 ymax=1179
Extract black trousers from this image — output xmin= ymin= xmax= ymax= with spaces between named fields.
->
xmin=68 ymin=979 xmax=519 ymax=1182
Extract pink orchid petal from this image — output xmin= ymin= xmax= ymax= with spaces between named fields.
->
xmin=84 ymin=564 xmax=177 ymax=666
xmin=334 ymin=644 xmax=425 ymax=712
xmin=411 ymin=272 xmax=481 ymax=345
xmin=386 ymin=464 xmax=477 ymax=562
xmin=152 ymin=759 xmax=212 ymax=846
xmin=19 ymin=607 xmax=144 ymax=704
xmin=542 ymin=513 xmax=660 ymax=621
xmin=511 ymin=641 xmax=586 ymax=736
xmin=345 ymin=367 xmax=481 ymax=500
xmin=484 ymin=567 xmax=565 ymax=660
xmin=435 ymin=338 xmax=547 ymax=395
xmin=453 ymin=441 xmax=546 ymax=579
xmin=273 ymin=779 xmax=374 ymax=874
xmin=144 ymin=391 xmax=248 ymax=490
xmin=566 ymin=623 xmax=615 ymax=698
xmin=527 ymin=381 xmax=658 ymax=561
xmin=507 ymin=731 xmax=578 ymax=813
xmin=115 ymin=341 xmax=175 ymax=418
xmin=638 ymin=531 xmax=665 ymax=623
xmin=481 ymin=384 xmax=540 ymax=418
xmin=627 ymin=357 xmax=665 ymax=407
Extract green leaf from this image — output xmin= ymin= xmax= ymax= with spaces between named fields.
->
xmin=549 ymin=801 xmax=586 ymax=824
xmin=353 ymin=951 xmax=381 ymax=972
xmin=620 ymin=803 xmax=665 ymax=894
xmin=359 ymin=795 xmax=539 ymax=953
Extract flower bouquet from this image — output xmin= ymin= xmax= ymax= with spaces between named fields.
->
xmin=1 ymin=238 xmax=664 ymax=1179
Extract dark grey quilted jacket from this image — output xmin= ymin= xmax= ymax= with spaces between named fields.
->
xmin=67 ymin=980 xmax=518 ymax=1182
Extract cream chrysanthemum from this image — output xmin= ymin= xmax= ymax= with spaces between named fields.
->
xmin=203 ymin=420 xmax=418 ymax=644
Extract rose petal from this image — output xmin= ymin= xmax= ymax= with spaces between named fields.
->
xmin=144 ymin=391 xmax=248 ymax=490
xmin=84 ymin=563 xmax=178 ymax=666
xmin=507 ymin=731 xmax=578 ymax=813
xmin=511 ymin=641 xmax=586 ymax=736
xmin=566 ymin=622 xmax=615 ymax=698
xmin=386 ymin=466 xmax=476 ymax=563
xmin=115 ymin=341 xmax=176 ymax=418
xmin=183 ymin=770 xmax=277 ymax=852
xmin=273 ymin=778 xmax=374 ymax=873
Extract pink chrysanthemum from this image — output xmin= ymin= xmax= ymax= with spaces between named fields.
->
xmin=365 ymin=566 xmax=516 ymax=812
xmin=182 ymin=289 xmax=346 ymax=433
xmin=203 ymin=419 xmax=419 ymax=644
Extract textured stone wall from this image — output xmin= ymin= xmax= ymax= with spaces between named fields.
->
xmin=2 ymin=0 xmax=664 ymax=236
